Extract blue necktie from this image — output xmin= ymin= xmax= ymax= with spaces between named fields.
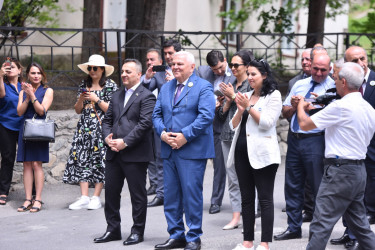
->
xmin=292 ymin=81 xmax=318 ymax=132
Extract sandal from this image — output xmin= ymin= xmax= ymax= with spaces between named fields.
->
xmin=30 ymin=200 xmax=44 ymax=213
xmin=0 ymin=196 xmax=7 ymax=205
xmin=17 ymin=199 xmax=33 ymax=212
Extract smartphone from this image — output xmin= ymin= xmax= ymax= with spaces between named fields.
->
xmin=214 ymin=89 xmax=224 ymax=97
xmin=152 ymin=65 xmax=167 ymax=72
xmin=80 ymin=88 xmax=88 ymax=93
xmin=4 ymin=57 xmax=11 ymax=68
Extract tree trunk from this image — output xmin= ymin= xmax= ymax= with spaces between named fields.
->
xmin=125 ymin=0 xmax=145 ymax=60
xmin=81 ymin=0 xmax=102 ymax=62
xmin=306 ymin=0 xmax=327 ymax=48
xmin=139 ymin=0 xmax=166 ymax=71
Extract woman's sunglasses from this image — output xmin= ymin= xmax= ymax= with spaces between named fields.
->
xmin=229 ymin=63 xmax=245 ymax=69
xmin=87 ymin=66 xmax=104 ymax=72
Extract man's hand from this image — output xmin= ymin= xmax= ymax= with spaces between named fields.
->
xmin=105 ymin=133 xmax=127 ymax=152
xmin=165 ymin=70 xmax=174 ymax=81
xmin=291 ymin=96 xmax=302 ymax=109
xmin=145 ymin=65 xmax=156 ymax=80
xmin=161 ymin=132 xmax=177 ymax=149
xmin=171 ymin=132 xmax=187 ymax=149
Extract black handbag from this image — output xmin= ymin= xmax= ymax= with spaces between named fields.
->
xmin=23 ymin=109 xmax=56 ymax=143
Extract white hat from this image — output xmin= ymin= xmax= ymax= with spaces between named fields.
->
xmin=77 ymin=54 xmax=114 ymax=77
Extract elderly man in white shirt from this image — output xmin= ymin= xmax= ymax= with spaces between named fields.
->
xmin=297 ymin=62 xmax=375 ymax=250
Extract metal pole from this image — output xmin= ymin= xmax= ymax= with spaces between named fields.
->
xmin=117 ymin=31 xmax=122 ymax=85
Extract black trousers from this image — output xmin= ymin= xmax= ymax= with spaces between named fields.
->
xmin=235 ymin=146 xmax=278 ymax=242
xmin=104 ymin=154 xmax=148 ymax=235
xmin=0 ymin=123 xmax=19 ymax=196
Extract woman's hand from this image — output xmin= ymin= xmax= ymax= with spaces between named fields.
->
xmin=0 ymin=64 xmax=10 ymax=78
xmin=82 ymin=91 xmax=99 ymax=102
xmin=235 ymin=92 xmax=250 ymax=112
xmin=220 ymin=82 xmax=235 ymax=99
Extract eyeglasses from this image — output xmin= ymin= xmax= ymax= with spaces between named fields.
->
xmin=229 ymin=63 xmax=245 ymax=69
xmin=87 ymin=66 xmax=98 ymax=72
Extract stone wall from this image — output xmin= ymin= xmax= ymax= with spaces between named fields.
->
xmin=9 ymin=110 xmax=290 ymax=190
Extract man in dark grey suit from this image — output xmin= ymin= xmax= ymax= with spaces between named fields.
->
xmin=94 ymin=59 xmax=156 ymax=246
xmin=197 ymin=50 xmax=236 ymax=214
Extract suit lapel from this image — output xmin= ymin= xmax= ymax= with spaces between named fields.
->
xmin=117 ymin=89 xmax=126 ymax=114
xmin=364 ymin=70 xmax=375 ymax=100
xmin=174 ymin=75 xmax=195 ymax=106
xmin=121 ymin=84 xmax=143 ymax=117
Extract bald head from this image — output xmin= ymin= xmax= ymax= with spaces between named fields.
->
xmin=344 ymin=46 xmax=368 ymax=75
xmin=311 ymin=54 xmax=331 ymax=83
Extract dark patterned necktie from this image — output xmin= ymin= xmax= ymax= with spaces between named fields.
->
xmin=174 ymin=83 xmax=183 ymax=104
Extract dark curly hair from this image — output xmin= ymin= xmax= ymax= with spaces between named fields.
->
xmin=248 ymin=59 xmax=278 ymax=96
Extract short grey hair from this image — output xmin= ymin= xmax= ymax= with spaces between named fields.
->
xmin=123 ymin=58 xmax=142 ymax=73
xmin=338 ymin=62 xmax=364 ymax=90
xmin=334 ymin=57 xmax=345 ymax=69
xmin=174 ymin=51 xmax=195 ymax=65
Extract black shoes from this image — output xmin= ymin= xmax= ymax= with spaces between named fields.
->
xmin=123 ymin=233 xmax=143 ymax=245
xmin=302 ymin=212 xmax=313 ymax=223
xmin=147 ymin=185 xmax=157 ymax=196
xmin=93 ymin=231 xmax=122 ymax=243
xmin=367 ymin=214 xmax=375 ymax=224
xmin=155 ymin=238 xmax=187 ymax=249
xmin=209 ymin=204 xmax=220 ymax=214
xmin=148 ymin=196 xmax=164 ymax=207
xmin=345 ymin=239 xmax=358 ymax=249
xmin=330 ymin=233 xmax=350 ymax=245
xmin=274 ymin=229 xmax=302 ymax=241
xmin=184 ymin=240 xmax=201 ymax=250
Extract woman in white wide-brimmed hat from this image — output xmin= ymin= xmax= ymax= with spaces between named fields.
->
xmin=63 ymin=54 xmax=118 ymax=210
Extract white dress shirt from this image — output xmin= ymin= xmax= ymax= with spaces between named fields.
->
xmin=124 ymin=82 xmax=141 ymax=107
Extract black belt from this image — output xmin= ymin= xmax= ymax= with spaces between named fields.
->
xmin=290 ymin=131 xmax=324 ymax=139
xmin=324 ymin=158 xmax=364 ymax=166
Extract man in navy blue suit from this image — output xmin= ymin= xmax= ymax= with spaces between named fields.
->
xmin=153 ymin=51 xmax=215 ymax=250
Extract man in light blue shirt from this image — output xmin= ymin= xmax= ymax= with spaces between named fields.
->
xmin=275 ymin=54 xmax=335 ymax=241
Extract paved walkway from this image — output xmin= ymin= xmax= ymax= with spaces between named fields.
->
xmin=1 ymin=158 xmax=370 ymax=250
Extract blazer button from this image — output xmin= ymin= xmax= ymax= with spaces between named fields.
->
xmin=247 ymin=134 xmax=250 ymax=137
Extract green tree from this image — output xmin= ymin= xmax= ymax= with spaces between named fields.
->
xmin=219 ymin=0 xmax=347 ymax=47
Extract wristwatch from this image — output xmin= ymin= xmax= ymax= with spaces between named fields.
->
xmin=97 ymin=99 xmax=102 ymax=105
xmin=245 ymin=105 xmax=254 ymax=112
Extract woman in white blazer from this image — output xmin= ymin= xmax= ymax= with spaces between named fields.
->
xmin=229 ymin=59 xmax=282 ymax=250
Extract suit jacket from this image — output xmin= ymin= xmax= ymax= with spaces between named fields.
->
xmin=152 ymin=73 xmax=216 ymax=160
xmin=142 ymin=71 xmax=167 ymax=93
xmin=227 ymin=90 xmax=282 ymax=169
xmin=102 ymin=84 xmax=156 ymax=162
xmin=197 ymin=65 xmax=236 ymax=134
xmin=364 ymin=70 xmax=375 ymax=161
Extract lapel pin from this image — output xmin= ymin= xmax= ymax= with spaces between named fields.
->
xmin=136 ymin=93 xmax=139 ymax=96
xmin=226 ymin=72 xmax=231 ymax=77
xmin=188 ymin=82 xmax=193 ymax=87
xmin=370 ymin=81 xmax=375 ymax=86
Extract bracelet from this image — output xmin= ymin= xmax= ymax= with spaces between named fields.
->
xmin=97 ymin=99 xmax=102 ymax=105
xmin=231 ymin=93 xmax=236 ymax=100
xmin=31 ymin=98 xmax=38 ymax=104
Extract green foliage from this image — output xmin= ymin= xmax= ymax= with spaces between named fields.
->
xmin=218 ymin=0 xmax=347 ymax=34
xmin=0 ymin=0 xmax=77 ymax=32
xmin=168 ymin=29 xmax=193 ymax=46
xmin=350 ymin=0 xmax=375 ymax=33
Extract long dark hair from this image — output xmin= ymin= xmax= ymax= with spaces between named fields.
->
xmin=3 ymin=57 xmax=23 ymax=84
xmin=26 ymin=62 xmax=48 ymax=88
xmin=232 ymin=50 xmax=254 ymax=66
xmin=84 ymin=67 xmax=106 ymax=88
xmin=249 ymin=59 xmax=278 ymax=96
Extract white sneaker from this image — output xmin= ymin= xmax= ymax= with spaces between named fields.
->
xmin=68 ymin=195 xmax=90 ymax=210
xmin=256 ymin=245 xmax=270 ymax=250
xmin=87 ymin=196 xmax=102 ymax=210
xmin=232 ymin=243 xmax=254 ymax=250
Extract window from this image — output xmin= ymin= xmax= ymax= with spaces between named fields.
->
xmin=222 ymin=0 xmax=241 ymax=44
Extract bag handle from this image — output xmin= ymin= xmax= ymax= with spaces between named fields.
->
xmin=32 ymin=106 xmax=48 ymax=122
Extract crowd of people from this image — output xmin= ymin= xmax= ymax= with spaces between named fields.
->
xmin=1 ymin=40 xmax=375 ymax=250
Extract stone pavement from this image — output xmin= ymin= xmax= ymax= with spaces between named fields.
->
xmin=1 ymin=158 xmax=370 ymax=250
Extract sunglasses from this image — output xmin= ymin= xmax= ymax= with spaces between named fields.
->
xmin=229 ymin=63 xmax=245 ymax=69
xmin=87 ymin=66 xmax=104 ymax=72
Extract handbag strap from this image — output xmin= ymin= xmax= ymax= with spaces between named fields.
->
xmin=92 ymin=102 xmax=102 ymax=125
xmin=32 ymin=106 xmax=48 ymax=122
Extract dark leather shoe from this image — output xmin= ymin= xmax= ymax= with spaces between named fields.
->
xmin=155 ymin=238 xmax=187 ymax=249
xmin=367 ymin=214 xmax=375 ymax=224
xmin=147 ymin=196 xmax=164 ymax=207
xmin=330 ymin=233 xmax=350 ymax=245
xmin=347 ymin=240 xmax=360 ymax=250
xmin=282 ymin=207 xmax=286 ymax=212
xmin=184 ymin=240 xmax=201 ymax=250
xmin=274 ymin=229 xmax=302 ymax=241
xmin=147 ymin=185 xmax=156 ymax=196
xmin=345 ymin=239 xmax=357 ymax=248
xmin=209 ymin=204 xmax=220 ymax=214
xmin=123 ymin=233 xmax=143 ymax=245
xmin=302 ymin=212 xmax=313 ymax=223
xmin=94 ymin=231 xmax=121 ymax=243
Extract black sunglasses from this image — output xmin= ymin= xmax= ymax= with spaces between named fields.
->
xmin=229 ymin=63 xmax=245 ymax=69
xmin=87 ymin=66 xmax=98 ymax=72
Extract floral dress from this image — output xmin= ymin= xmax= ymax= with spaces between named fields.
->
xmin=63 ymin=79 xmax=118 ymax=184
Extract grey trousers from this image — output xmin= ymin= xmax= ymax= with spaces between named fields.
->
xmin=222 ymin=140 xmax=241 ymax=212
xmin=307 ymin=161 xmax=375 ymax=250
xmin=210 ymin=133 xmax=226 ymax=206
